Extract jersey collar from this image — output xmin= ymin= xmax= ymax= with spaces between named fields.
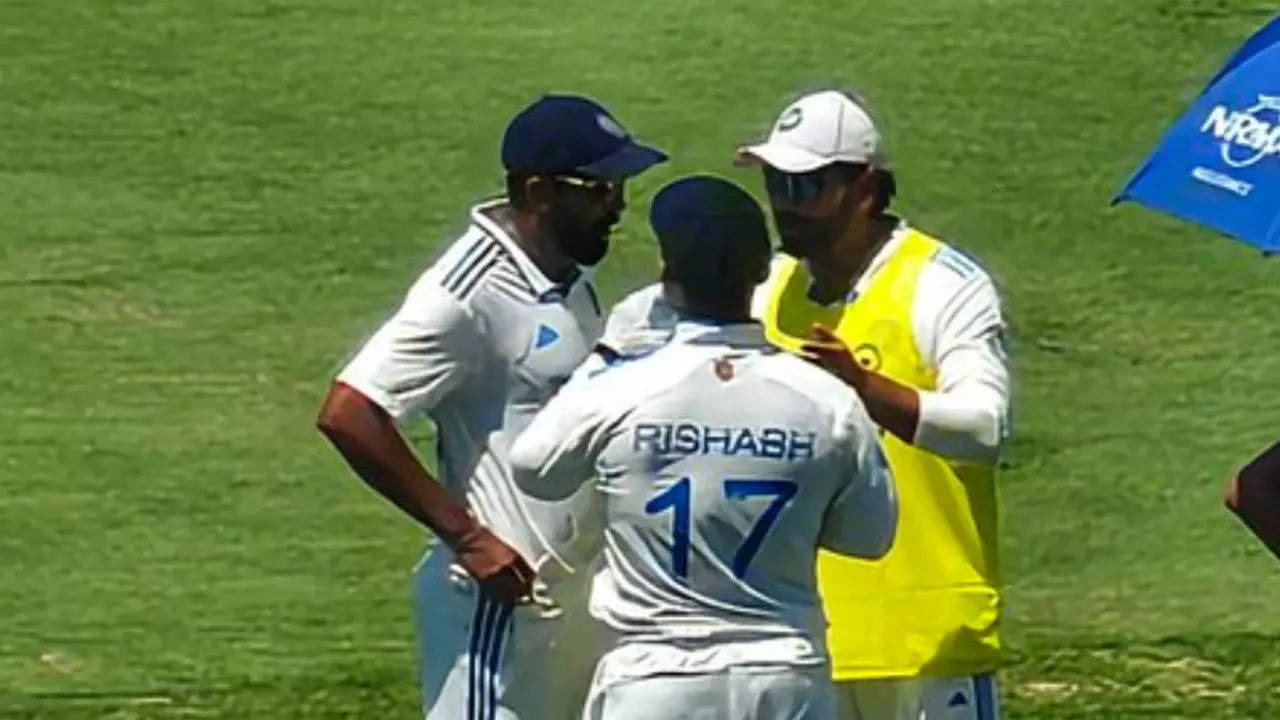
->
xmin=853 ymin=219 xmax=910 ymax=296
xmin=673 ymin=320 xmax=771 ymax=348
xmin=470 ymin=198 xmax=575 ymax=300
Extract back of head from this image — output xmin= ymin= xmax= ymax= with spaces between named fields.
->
xmin=649 ymin=175 xmax=772 ymax=315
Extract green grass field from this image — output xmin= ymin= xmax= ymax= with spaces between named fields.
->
xmin=5 ymin=0 xmax=1280 ymax=717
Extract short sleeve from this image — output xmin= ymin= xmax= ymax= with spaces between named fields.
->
xmin=509 ymin=371 xmax=613 ymax=502
xmin=818 ymin=399 xmax=898 ymax=559
xmin=337 ymin=279 xmax=479 ymax=423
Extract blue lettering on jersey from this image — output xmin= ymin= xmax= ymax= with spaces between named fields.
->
xmin=788 ymin=431 xmax=815 ymax=462
xmin=758 ymin=428 xmax=788 ymax=459
xmin=704 ymin=426 xmax=732 ymax=455
xmin=673 ymin=423 xmax=700 ymax=455
xmin=634 ymin=423 xmax=663 ymax=450
xmin=729 ymin=427 xmax=759 ymax=456
xmin=634 ymin=422 xmax=817 ymax=462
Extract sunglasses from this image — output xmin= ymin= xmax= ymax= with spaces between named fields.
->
xmin=762 ymin=165 xmax=836 ymax=207
xmin=552 ymin=175 xmax=622 ymax=198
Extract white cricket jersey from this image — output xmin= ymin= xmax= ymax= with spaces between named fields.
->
xmin=604 ymin=221 xmax=1011 ymax=464
xmin=338 ymin=198 xmax=605 ymax=579
xmin=510 ymin=322 xmax=896 ymax=668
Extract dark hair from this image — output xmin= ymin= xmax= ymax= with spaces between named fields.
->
xmin=661 ymin=241 xmax=769 ymax=309
xmin=822 ymin=88 xmax=895 ymax=215
xmin=829 ymin=162 xmax=896 ymax=216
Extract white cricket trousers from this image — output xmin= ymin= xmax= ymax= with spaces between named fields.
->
xmin=837 ymin=673 xmax=1001 ymax=720
xmin=413 ymin=547 xmax=604 ymax=720
xmin=584 ymin=642 xmax=837 ymax=720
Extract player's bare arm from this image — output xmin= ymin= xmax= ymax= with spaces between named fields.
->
xmin=802 ymin=323 xmax=920 ymax=443
xmin=1224 ymin=439 xmax=1280 ymax=562
xmin=317 ymin=382 xmax=533 ymax=602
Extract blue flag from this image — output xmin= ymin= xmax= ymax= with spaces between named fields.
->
xmin=1116 ymin=15 xmax=1280 ymax=252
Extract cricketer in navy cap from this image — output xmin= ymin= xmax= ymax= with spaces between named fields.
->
xmin=497 ymin=94 xmax=667 ymax=268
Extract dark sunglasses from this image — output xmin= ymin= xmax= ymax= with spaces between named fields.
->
xmin=763 ymin=165 xmax=835 ymax=207
xmin=552 ymin=175 xmax=622 ymax=197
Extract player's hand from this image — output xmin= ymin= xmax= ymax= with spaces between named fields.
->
xmin=801 ymin=324 xmax=865 ymax=388
xmin=453 ymin=526 xmax=535 ymax=604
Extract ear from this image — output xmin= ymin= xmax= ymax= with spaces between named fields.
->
xmin=853 ymin=167 xmax=878 ymax=216
xmin=522 ymin=175 xmax=554 ymax=212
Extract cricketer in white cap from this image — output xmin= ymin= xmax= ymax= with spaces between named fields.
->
xmin=746 ymin=87 xmax=1010 ymax=720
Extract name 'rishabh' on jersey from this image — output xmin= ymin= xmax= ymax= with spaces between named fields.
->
xmin=510 ymin=321 xmax=897 ymax=671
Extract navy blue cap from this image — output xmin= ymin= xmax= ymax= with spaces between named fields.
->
xmin=501 ymin=94 xmax=667 ymax=180
xmin=650 ymin=175 xmax=770 ymax=278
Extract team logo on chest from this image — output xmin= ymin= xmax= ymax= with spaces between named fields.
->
xmin=533 ymin=323 xmax=560 ymax=350
xmin=714 ymin=357 xmax=735 ymax=381
xmin=852 ymin=343 xmax=882 ymax=372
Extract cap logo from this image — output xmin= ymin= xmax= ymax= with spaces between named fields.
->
xmin=777 ymin=107 xmax=803 ymax=132
xmin=597 ymin=113 xmax=626 ymax=138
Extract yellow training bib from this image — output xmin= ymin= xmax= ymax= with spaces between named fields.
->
xmin=760 ymin=229 xmax=1003 ymax=679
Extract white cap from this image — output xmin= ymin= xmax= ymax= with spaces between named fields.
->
xmin=738 ymin=90 xmax=887 ymax=172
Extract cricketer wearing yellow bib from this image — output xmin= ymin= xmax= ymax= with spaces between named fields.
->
xmin=739 ymin=90 xmax=1012 ymax=720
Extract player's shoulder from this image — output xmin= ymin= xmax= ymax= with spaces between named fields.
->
xmin=776 ymin=353 xmax=880 ymax=439
xmin=562 ymin=339 xmax=701 ymax=416
xmin=606 ymin=283 xmax=669 ymax=332
xmin=382 ymin=227 xmax=510 ymax=336
xmin=601 ymin=283 xmax=679 ymax=355
xmin=609 ymin=283 xmax=666 ymax=323
xmin=412 ymin=216 xmax=544 ymax=318
xmin=754 ymin=352 xmax=859 ymax=418
xmin=434 ymin=228 xmax=531 ymax=302
xmin=912 ymin=227 xmax=994 ymax=287
xmin=601 ymin=335 xmax=704 ymax=381
xmin=899 ymin=226 xmax=1002 ymax=312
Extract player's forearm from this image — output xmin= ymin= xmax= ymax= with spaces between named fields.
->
xmin=847 ymin=369 xmax=920 ymax=445
xmin=316 ymin=382 xmax=478 ymax=546
xmin=1225 ymin=439 xmax=1280 ymax=562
